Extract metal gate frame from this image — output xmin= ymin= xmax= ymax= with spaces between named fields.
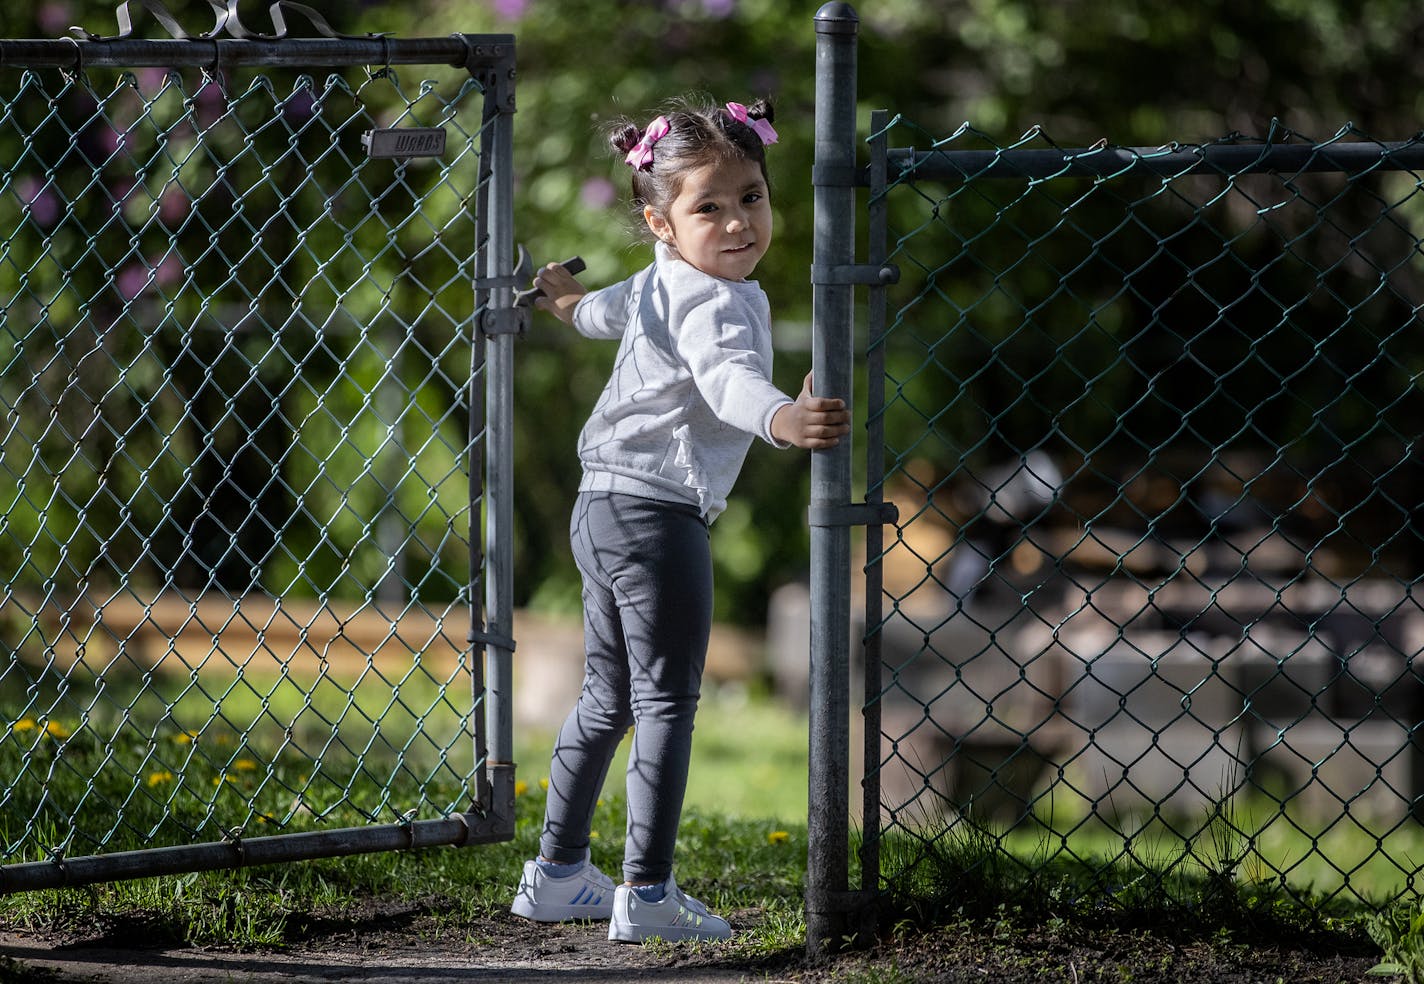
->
xmin=0 ymin=17 xmax=520 ymax=893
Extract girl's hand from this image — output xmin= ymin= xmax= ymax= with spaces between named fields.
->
xmin=771 ymin=372 xmax=851 ymax=449
xmin=533 ymin=262 xmax=587 ymax=324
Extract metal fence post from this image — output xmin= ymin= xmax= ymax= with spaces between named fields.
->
xmin=475 ymin=46 xmax=519 ymax=834
xmin=807 ymin=0 xmax=859 ymax=955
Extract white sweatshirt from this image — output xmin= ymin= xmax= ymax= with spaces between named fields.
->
xmin=572 ymin=242 xmax=794 ymax=522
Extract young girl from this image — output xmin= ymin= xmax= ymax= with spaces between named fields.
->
xmin=510 ymin=96 xmax=850 ymax=943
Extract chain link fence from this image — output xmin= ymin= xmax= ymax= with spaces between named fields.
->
xmin=0 ymin=31 xmax=519 ymax=889
xmin=860 ymin=112 xmax=1424 ymax=915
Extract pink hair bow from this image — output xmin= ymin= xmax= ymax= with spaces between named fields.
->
xmin=624 ymin=116 xmax=670 ymax=171
xmin=725 ymin=102 xmax=778 ymax=146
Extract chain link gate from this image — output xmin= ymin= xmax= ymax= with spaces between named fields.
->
xmin=810 ymin=2 xmax=1424 ymax=950
xmin=0 ymin=15 xmax=522 ymax=891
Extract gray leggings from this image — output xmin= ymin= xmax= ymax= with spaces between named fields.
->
xmin=539 ymin=490 xmax=712 ymax=884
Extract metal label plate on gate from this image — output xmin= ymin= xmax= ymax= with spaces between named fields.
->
xmin=362 ymin=127 xmax=448 ymax=159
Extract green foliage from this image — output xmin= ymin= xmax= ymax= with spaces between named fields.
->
xmin=1369 ymin=899 xmax=1424 ymax=982
xmin=5 ymin=0 xmax=1424 ymax=624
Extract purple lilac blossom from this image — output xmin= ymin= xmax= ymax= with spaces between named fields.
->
xmin=116 ymin=265 xmax=149 ymax=302
xmin=17 ymin=177 xmax=60 ymax=226
xmin=36 ymin=2 xmax=72 ymax=35
xmin=580 ymin=177 xmax=616 ymax=209
xmin=159 ymin=186 xmax=190 ymax=225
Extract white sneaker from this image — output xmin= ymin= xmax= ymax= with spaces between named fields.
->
xmin=608 ymin=874 xmax=732 ymax=943
xmin=510 ymin=858 xmax=616 ymax=922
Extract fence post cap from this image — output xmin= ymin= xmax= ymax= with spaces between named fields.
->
xmin=814 ymin=2 xmax=859 ymax=31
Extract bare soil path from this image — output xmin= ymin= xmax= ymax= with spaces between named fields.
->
xmin=0 ymin=904 xmax=1388 ymax=983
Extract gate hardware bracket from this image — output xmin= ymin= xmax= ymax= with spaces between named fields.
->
xmin=479 ymin=308 xmax=529 ymax=338
xmin=812 ymin=164 xmax=869 ymax=188
xmin=811 ymin=263 xmax=899 ymax=286
xmin=473 ymin=274 xmax=521 ymax=292
xmin=469 ymin=627 xmax=517 ymax=652
xmin=808 ymin=500 xmax=899 ymax=528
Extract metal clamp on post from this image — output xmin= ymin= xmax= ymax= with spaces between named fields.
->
xmin=472 ymin=274 xmax=521 ymax=292
xmin=473 ymin=266 xmax=522 ymax=337
xmin=811 ymin=263 xmax=900 ymax=287
xmin=808 ymin=500 xmax=899 ymax=528
xmin=478 ymin=307 xmax=529 ymax=337
xmin=811 ymin=163 xmax=869 ymax=188
xmin=468 ymin=626 xmax=517 ymax=652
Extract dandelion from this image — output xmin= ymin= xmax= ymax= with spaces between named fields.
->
xmin=213 ymin=774 xmax=236 ymax=786
xmin=147 ymin=770 xmax=174 ymax=787
xmin=539 ymin=777 xmax=549 ymax=791
xmin=589 ymin=830 xmax=600 ymax=840
xmin=173 ymin=731 xmax=198 ymax=744
xmin=766 ymin=830 xmax=790 ymax=846
xmin=514 ymin=779 xmax=529 ymax=797
xmin=234 ymin=759 xmax=257 ymax=771
xmin=11 ymin=719 xmax=37 ymax=734
xmin=43 ymin=721 xmax=70 ymax=740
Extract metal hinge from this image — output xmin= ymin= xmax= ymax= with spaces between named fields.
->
xmin=478 ymin=308 xmax=529 ymax=337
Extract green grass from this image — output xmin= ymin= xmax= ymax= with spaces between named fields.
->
xmin=0 ymin=784 xmax=811 ymax=952
xmin=0 ymin=672 xmax=1405 ymax=963
xmin=515 ymin=681 xmax=811 ymax=824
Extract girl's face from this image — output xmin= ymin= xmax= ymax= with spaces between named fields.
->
xmin=644 ymin=158 xmax=772 ymax=282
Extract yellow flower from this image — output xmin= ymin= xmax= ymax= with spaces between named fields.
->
xmin=11 ymin=719 xmax=37 ymax=733
xmin=234 ymin=759 xmax=257 ymax=771
xmin=43 ymin=721 xmax=70 ymax=740
xmin=514 ymin=779 xmax=529 ymax=797
xmin=147 ymin=770 xmax=174 ymax=787
xmin=589 ymin=830 xmax=600 ymax=840
xmin=173 ymin=731 xmax=198 ymax=744
xmin=766 ymin=830 xmax=790 ymax=845
xmin=538 ymin=777 xmax=549 ymax=791
xmin=213 ymin=774 xmax=236 ymax=786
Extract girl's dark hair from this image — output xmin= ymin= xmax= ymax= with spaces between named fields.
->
xmin=608 ymin=95 xmax=775 ymax=218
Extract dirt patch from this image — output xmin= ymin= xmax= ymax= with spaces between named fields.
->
xmin=0 ymin=902 xmax=1387 ymax=983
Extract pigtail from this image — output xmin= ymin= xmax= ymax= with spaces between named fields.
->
xmin=744 ymin=97 xmax=775 ymax=126
xmin=609 ymin=122 xmax=644 ymax=159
